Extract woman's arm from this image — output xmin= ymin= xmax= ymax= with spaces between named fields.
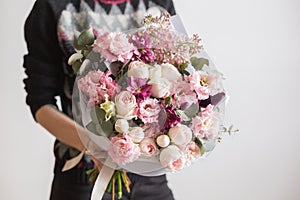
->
xmin=36 ymin=105 xmax=85 ymax=151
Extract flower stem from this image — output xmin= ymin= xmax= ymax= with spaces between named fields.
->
xmin=117 ymin=171 xmax=122 ymax=199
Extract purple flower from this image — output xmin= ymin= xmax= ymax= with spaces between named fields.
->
xmin=130 ymin=32 xmax=155 ymax=63
xmin=127 ymin=77 xmax=152 ymax=102
xmin=163 ymin=105 xmax=182 ymax=129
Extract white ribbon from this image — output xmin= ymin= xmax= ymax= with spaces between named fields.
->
xmin=91 ymin=162 xmax=116 ymax=200
xmin=62 ymin=151 xmax=84 ymax=172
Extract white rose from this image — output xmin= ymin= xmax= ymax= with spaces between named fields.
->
xmin=148 ymin=78 xmax=172 ymax=98
xmin=159 ymin=145 xmax=186 ymax=171
xmin=139 ymin=138 xmax=157 ymax=156
xmin=127 ymin=61 xmax=149 ymax=79
xmin=168 ymin=125 xmax=193 ymax=146
xmin=115 ymin=119 xmax=129 ymax=133
xmin=129 ymin=127 xmax=145 ymax=143
xmin=115 ymin=91 xmax=137 ymax=120
xmin=156 ymin=135 xmax=170 ymax=148
xmin=160 ymin=63 xmax=181 ymax=81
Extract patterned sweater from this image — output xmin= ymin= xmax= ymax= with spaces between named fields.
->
xmin=23 ymin=0 xmax=176 ymax=172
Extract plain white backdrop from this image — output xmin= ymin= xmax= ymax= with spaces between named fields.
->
xmin=0 ymin=0 xmax=299 ymax=199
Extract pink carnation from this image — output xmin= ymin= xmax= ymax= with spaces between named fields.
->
xmin=108 ymin=134 xmax=140 ymax=165
xmin=184 ymin=141 xmax=201 ymax=166
xmin=93 ymin=32 xmax=135 ymax=63
xmin=190 ymin=105 xmax=219 ymax=139
xmin=174 ymin=81 xmax=198 ymax=109
xmin=77 ymin=70 xmax=118 ymax=106
xmin=138 ymin=98 xmax=161 ymax=124
xmin=186 ymin=71 xmax=216 ymax=100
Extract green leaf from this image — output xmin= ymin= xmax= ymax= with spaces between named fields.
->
xmin=68 ymin=53 xmax=83 ymax=65
xmin=200 ymin=145 xmax=205 ymax=155
xmin=86 ymin=121 xmax=98 ymax=135
xmin=190 ymin=57 xmax=209 ymax=70
xmin=90 ymin=106 xmax=106 ymax=124
xmin=228 ymin=125 xmax=234 ymax=133
xmin=183 ymin=103 xmax=199 ymax=119
xmin=86 ymin=51 xmax=101 ymax=62
xmin=182 ymin=70 xmax=190 ymax=76
xmin=95 ymin=121 xmax=113 ymax=137
xmin=164 ymin=96 xmax=171 ymax=106
xmin=72 ymin=61 xmax=82 ymax=73
xmin=77 ymin=27 xmax=95 ymax=49
xmin=99 ymin=121 xmax=114 ymax=137
xmin=176 ymin=110 xmax=191 ymax=121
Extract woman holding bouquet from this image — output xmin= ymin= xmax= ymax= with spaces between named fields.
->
xmin=23 ymin=0 xmax=176 ymax=199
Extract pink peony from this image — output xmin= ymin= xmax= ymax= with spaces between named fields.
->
xmin=93 ymin=32 xmax=135 ymax=63
xmin=138 ymin=98 xmax=161 ymax=124
xmin=108 ymin=134 xmax=140 ymax=165
xmin=159 ymin=145 xmax=186 ymax=171
xmin=168 ymin=124 xmax=193 ymax=147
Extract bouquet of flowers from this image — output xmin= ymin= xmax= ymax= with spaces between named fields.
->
xmin=69 ymin=13 xmax=227 ymax=200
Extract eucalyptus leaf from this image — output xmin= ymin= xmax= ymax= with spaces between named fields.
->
xmin=77 ymin=27 xmax=95 ymax=48
xmin=72 ymin=61 xmax=82 ymax=73
xmin=90 ymin=106 xmax=106 ymax=124
xmin=86 ymin=121 xmax=98 ymax=135
xmin=183 ymin=103 xmax=199 ymax=119
xmin=68 ymin=53 xmax=83 ymax=65
xmin=99 ymin=120 xmax=114 ymax=137
xmin=200 ymin=145 xmax=205 ymax=155
xmin=176 ymin=110 xmax=191 ymax=121
xmin=190 ymin=57 xmax=209 ymax=70
xmin=86 ymin=51 xmax=101 ymax=62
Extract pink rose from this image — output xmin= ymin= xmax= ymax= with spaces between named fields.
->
xmin=139 ymin=138 xmax=158 ymax=156
xmin=159 ymin=145 xmax=186 ymax=171
xmin=115 ymin=91 xmax=137 ymax=120
xmin=138 ymin=98 xmax=161 ymax=123
xmin=108 ymin=134 xmax=140 ymax=165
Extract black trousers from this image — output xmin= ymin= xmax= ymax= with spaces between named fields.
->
xmin=49 ymin=165 xmax=174 ymax=200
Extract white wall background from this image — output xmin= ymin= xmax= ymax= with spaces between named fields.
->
xmin=0 ymin=0 xmax=299 ymax=199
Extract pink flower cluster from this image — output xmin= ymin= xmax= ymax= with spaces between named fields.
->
xmin=77 ymin=70 xmax=118 ymax=106
xmin=93 ymin=32 xmax=136 ymax=63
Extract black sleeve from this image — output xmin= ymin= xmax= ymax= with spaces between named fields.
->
xmin=151 ymin=0 xmax=176 ymax=15
xmin=23 ymin=0 xmax=64 ymax=120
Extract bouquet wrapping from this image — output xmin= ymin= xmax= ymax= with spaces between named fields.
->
xmin=69 ymin=13 xmax=226 ymax=199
